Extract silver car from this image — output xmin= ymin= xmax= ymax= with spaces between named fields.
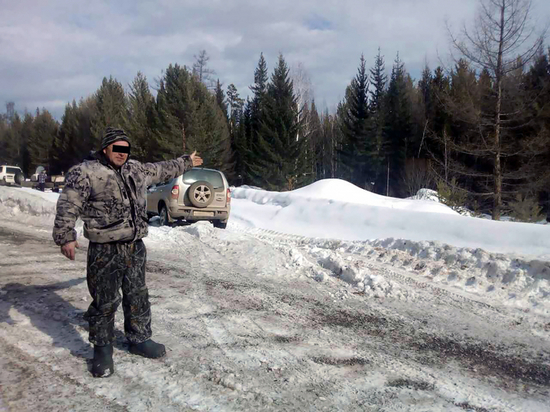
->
xmin=146 ymin=168 xmax=231 ymax=228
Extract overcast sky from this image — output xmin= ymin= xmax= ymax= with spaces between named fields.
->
xmin=1 ymin=0 xmax=549 ymax=120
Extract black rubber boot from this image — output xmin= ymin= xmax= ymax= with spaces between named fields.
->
xmin=129 ymin=339 xmax=166 ymax=359
xmin=91 ymin=344 xmax=114 ymax=378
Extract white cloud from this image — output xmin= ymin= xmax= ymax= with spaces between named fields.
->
xmin=0 ymin=0 xmax=548 ymax=119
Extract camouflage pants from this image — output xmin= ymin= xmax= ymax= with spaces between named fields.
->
xmin=84 ymin=240 xmax=152 ymax=346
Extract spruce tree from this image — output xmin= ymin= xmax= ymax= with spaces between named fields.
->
xmin=0 ymin=112 xmax=22 ymax=168
xmin=252 ymin=54 xmax=306 ymax=190
xmin=92 ymin=76 xmax=127 ymax=147
xmin=247 ymin=53 xmax=270 ymax=183
xmin=29 ymin=109 xmax=58 ymax=173
xmin=369 ymin=49 xmax=388 ymax=192
xmin=50 ymin=102 xmax=77 ymax=173
xmin=320 ymin=110 xmax=338 ymax=179
xmin=226 ymin=84 xmax=245 ymax=182
xmin=308 ymin=100 xmax=323 ymax=180
xmin=339 ymin=54 xmax=376 ymax=189
xmin=215 ymin=79 xmax=228 ymax=120
xmin=125 ymin=72 xmax=166 ymax=162
xmin=382 ymin=54 xmax=412 ymax=197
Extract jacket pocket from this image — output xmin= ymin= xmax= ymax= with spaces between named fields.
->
xmin=99 ymin=219 xmax=124 ymax=230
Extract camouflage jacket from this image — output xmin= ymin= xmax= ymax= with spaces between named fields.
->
xmin=52 ymin=153 xmax=193 ymax=245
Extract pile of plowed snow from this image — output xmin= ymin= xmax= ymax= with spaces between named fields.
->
xmin=231 ymin=179 xmax=550 ymax=260
xmin=0 ymin=187 xmax=57 ymax=218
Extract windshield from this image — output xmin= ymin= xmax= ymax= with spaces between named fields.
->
xmin=181 ymin=169 xmax=224 ymax=189
xmin=6 ymin=167 xmax=21 ymax=174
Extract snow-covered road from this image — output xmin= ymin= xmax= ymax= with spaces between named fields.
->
xmin=0 ymin=218 xmax=549 ymax=411
xmin=1 ymin=183 xmax=550 ymax=411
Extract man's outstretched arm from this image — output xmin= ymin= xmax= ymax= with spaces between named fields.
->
xmin=142 ymin=151 xmax=203 ymax=187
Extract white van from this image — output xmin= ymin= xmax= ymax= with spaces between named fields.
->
xmin=0 ymin=165 xmax=23 ymax=185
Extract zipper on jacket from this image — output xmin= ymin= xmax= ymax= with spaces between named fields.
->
xmin=118 ymin=166 xmax=138 ymax=238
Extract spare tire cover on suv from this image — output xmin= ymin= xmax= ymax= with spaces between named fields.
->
xmin=14 ymin=173 xmax=24 ymax=185
xmin=188 ymin=180 xmax=214 ymax=208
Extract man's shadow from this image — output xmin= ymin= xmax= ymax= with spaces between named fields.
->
xmin=0 ymin=278 xmax=128 ymax=362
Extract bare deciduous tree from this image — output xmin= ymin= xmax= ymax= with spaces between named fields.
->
xmin=192 ymin=50 xmax=216 ymax=89
xmin=446 ymin=0 xmax=547 ymax=219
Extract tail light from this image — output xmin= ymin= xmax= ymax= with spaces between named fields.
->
xmin=226 ymin=188 xmax=231 ymax=204
xmin=171 ymin=185 xmax=179 ymax=199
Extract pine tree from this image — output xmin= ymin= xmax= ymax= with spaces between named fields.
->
xmin=157 ymin=64 xmax=232 ymax=174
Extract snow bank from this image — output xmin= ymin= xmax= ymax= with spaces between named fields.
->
xmin=231 ymin=180 xmax=550 ymax=260
xmin=0 ymin=186 xmax=57 ymax=219
xmin=233 ymin=179 xmax=457 ymax=215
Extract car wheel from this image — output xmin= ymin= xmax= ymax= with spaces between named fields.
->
xmin=213 ymin=220 xmax=227 ymax=229
xmin=188 ymin=181 xmax=214 ymax=208
xmin=159 ymin=204 xmax=170 ymax=226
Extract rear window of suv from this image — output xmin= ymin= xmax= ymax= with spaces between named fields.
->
xmin=182 ymin=169 xmax=224 ymax=189
xmin=6 ymin=167 xmax=21 ymax=174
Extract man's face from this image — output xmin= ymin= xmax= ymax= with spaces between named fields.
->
xmin=103 ymin=140 xmax=129 ymax=168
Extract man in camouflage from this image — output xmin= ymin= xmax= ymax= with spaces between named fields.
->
xmin=53 ymin=127 xmax=203 ymax=378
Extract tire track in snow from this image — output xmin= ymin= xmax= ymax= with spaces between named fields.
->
xmin=2 ymin=221 xmax=550 ymax=410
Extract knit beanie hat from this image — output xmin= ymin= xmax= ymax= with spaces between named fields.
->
xmin=100 ymin=127 xmax=131 ymax=150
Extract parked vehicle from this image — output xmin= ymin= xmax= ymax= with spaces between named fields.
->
xmin=50 ymin=174 xmax=65 ymax=192
xmin=0 ymin=165 xmax=24 ymax=186
xmin=30 ymin=166 xmax=46 ymax=182
xmin=146 ymin=168 xmax=231 ymax=228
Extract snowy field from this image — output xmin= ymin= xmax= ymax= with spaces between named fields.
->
xmin=1 ymin=181 xmax=549 ymax=411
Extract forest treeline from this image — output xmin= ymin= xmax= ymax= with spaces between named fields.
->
xmin=1 ymin=0 xmax=549 ymax=220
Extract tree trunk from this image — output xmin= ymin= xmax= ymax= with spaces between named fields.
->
xmin=492 ymin=2 xmax=505 ymax=221
xmin=444 ymin=129 xmax=448 ymax=183
xmin=386 ymin=160 xmax=390 ymax=196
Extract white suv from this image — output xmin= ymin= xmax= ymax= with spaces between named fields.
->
xmin=147 ymin=168 xmax=231 ymax=228
xmin=0 ymin=165 xmax=23 ymax=186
